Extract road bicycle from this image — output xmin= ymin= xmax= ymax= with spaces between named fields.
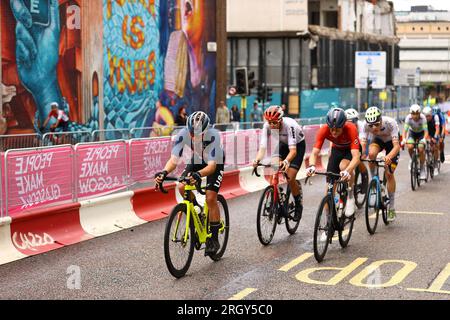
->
xmin=363 ymin=159 xmax=390 ymax=235
xmin=253 ymin=164 xmax=302 ymax=245
xmin=306 ymin=172 xmax=355 ymax=263
xmin=159 ymin=176 xmax=230 ymax=278
xmin=425 ymin=140 xmax=440 ymax=180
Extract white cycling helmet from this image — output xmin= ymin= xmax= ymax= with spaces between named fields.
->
xmin=422 ymin=106 xmax=432 ymax=116
xmin=410 ymin=104 xmax=421 ymax=114
xmin=365 ymin=106 xmax=382 ymax=124
xmin=345 ymin=108 xmax=359 ymax=122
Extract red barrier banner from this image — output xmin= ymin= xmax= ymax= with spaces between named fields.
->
xmin=4 ymin=146 xmax=74 ymax=217
xmin=220 ymin=131 xmax=236 ymax=170
xmin=75 ymin=141 xmax=128 ymax=199
xmin=235 ymin=129 xmax=260 ymax=168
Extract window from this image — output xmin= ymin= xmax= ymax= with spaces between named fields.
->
xmin=265 ymin=39 xmax=283 ymax=89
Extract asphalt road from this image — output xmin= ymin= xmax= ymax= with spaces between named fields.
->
xmin=0 ymin=149 xmax=449 ymax=300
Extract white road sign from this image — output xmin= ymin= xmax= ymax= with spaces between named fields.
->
xmin=355 ymin=52 xmax=387 ymax=89
xmin=394 ymin=68 xmax=421 ymax=87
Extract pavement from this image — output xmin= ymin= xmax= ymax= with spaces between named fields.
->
xmin=0 ymin=149 xmax=449 ymax=300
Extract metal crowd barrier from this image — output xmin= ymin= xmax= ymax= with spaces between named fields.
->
xmin=92 ymin=129 xmax=131 ymax=142
xmin=42 ymin=131 xmax=92 ymax=146
xmin=0 ymin=134 xmax=41 ymax=152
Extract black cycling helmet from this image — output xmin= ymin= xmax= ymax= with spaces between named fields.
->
xmin=326 ymin=108 xmax=347 ymax=129
xmin=187 ymin=111 xmax=210 ymax=134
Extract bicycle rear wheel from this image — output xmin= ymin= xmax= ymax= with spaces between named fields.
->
xmin=365 ymin=179 xmax=380 ymax=235
xmin=164 ymin=204 xmax=195 ymax=278
xmin=257 ymin=186 xmax=277 ymax=245
xmin=285 ymin=180 xmax=302 ymax=235
xmin=381 ymin=178 xmax=390 ymax=226
xmin=209 ymin=195 xmax=230 ymax=261
xmin=354 ymin=166 xmax=368 ymax=209
xmin=313 ymin=196 xmax=332 ymax=263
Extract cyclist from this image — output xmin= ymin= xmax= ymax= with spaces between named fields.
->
xmin=402 ymin=104 xmax=429 ymax=180
xmin=360 ymin=107 xmax=401 ymax=222
xmin=253 ymin=105 xmax=306 ymax=222
xmin=432 ymin=105 xmax=446 ymax=163
xmin=345 ymin=108 xmax=369 ymax=200
xmin=155 ymin=111 xmax=225 ymax=256
xmin=423 ymin=106 xmax=441 ymax=176
xmin=306 ymin=107 xmax=361 ymax=217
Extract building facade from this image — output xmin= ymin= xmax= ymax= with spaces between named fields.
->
xmin=227 ymin=0 xmax=400 ymax=119
xmin=396 ymin=6 xmax=450 ymax=99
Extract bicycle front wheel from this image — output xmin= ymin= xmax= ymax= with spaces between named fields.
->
xmin=164 ymin=203 xmax=195 ymax=278
xmin=410 ymin=154 xmax=417 ymax=191
xmin=285 ymin=180 xmax=302 ymax=235
xmin=313 ymin=196 xmax=332 ymax=263
xmin=209 ymin=195 xmax=230 ymax=261
xmin=354 ymin=166 xmax=368 ymax=209
xmin=365 ymin=179 xmax=380 ymax=235
xmin=256 ymin=186 xmax=277 ymax=245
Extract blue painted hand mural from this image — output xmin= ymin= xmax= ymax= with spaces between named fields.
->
xmin=10 ymin=0 xmax=62 ymax=124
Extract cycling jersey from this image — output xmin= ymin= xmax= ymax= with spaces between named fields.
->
xmin=314 ymin=122 xmax=360 ymax=150
xmin=260 ymin=117 xmax=305 ymax=148
xmin=404 ymin=114 xmax=428 ymax=134
xmin=427 ymin=115 xmax=440 ymax=138
xmin=172 ymin=127 xmax=225 ymax=164
xmin=360 ymin=116 xmax=399 ymax=143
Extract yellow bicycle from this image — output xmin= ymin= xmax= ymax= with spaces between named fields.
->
xmin=159 ymin=176 xmax=229 ymax=278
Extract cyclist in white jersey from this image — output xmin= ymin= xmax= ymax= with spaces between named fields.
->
xmin=253 ymin=105 xmax=306 ymax=222
xmin=361 ymin=107 xmax=401 ymax=221
xmin=402 ymin=104 xmax=429 ymax=180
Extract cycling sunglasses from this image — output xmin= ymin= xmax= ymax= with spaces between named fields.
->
xmin=368 ymin=122 xmax=381 ymax=128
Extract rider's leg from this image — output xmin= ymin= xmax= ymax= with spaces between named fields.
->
xmin=368 ymin=144 xmax=382 ymax=176
xmin=205 ymin=190 xmax=221 ymax=255
xmin=418 ymin=142 xmax=426 ymax=167
xmin=340 ymin=158 xmax=355 ymax=217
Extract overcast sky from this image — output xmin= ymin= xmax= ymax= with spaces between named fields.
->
xmin=392 ymin=0 xmax=450 ymax=11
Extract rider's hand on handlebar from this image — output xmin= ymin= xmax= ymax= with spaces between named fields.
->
xmin=279 ymin=159 xmax=290 ymax=172
xmin=384 ymin=155 xmax=392 ymax=166
xmin=340 ymin=170 xmax=351 ymax=181
xmin=188 ymin=172 xmax=202 ymax=186
xmin=306 ymin=165 xmax=316 ymax=177
xmin=155 ymin=170 xmax=168 ymax=186
xmin=361 ymin=153 xmax=368 ymax=160
xmin=252 ymin=159 xmax=260 ymax=168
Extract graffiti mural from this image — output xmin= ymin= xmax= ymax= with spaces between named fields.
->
xmin=1 ymin=0 xmax=217 ymax=138
xmin=1 ymin=0 xmax=88 ymax=135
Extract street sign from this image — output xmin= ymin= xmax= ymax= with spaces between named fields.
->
xmin=355 ymin=52 xmax=386 ymax=89
xmin=394 ymin=68 xmax=421 ymax=87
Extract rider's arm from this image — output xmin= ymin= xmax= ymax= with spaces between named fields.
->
xmin=402 ymin=124 xmax=410 ymax=142
xmin=198 ymin=161 xmax=217 ymax=178
xmin=346 ymin=149 xmax=361 ymax=173
xmin=308 ymin=148 xmax=320 ymax=167
xmin=388 ymin=139 xmax=401 ymax=160
xmin=285 ymin=147 xmax=298 ymax=163
xmin=162 ymin=155 xmax=179 ymax=174
xmin=255 ymin=124 xmax=269 ymax=162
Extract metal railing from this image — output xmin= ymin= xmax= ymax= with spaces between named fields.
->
xmin=42 ymin=131 xmax=92 ymax=146
xmin=92 ymin=129 xmax=131 ymax=142
xmin=0 ymin=134 xmax=41 ymax=152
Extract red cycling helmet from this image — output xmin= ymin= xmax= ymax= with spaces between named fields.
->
xmin=264 ymin=105 xmax=284 ymax=122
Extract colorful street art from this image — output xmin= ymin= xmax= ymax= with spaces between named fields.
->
xmin=1 ymin=0 xmax=217 ymax=138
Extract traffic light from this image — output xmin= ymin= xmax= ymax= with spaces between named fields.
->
xmin=235 ymin=67 xmax=248 ymax=95
xmin=266 ymin=87 xmax=273 ymax=102
xmin=248 ymin=71 xmax=256 ymax=92
xmin=257 ymin=84 xmax=265 ymax=102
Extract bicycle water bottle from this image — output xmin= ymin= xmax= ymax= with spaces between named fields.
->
xmin=194 ymin=206 xmax=204 ymax=224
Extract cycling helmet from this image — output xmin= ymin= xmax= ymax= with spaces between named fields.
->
xmin=345 ymin=108 xmax=359 ymax=124
xmin=187 ymin=111 xmax=210 ymax=134
xmin=422 ymin=106 xmax=432 ymax=116
xmin=365 ymin=106 xmax=382 ymax=124
xmin=410 ymin=104 xmax=421 ymax=114
xmin=264 ymin=105 xmax=284 ymax=122
xmin=432 ymin=105 xmax=441 ymax=114
xmin=326 ymin=108 xmax=347 ymax=129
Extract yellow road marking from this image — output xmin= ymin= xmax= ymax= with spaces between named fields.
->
xmin=228 ymin=288 xmax=258 ymax=300
xmin=396 ymin=211 xmax=445 ymax=216
xmin=279 ymin=253 xmax=313 ymax=272
xmin=407 ymin=263 xmax=450 ymax=295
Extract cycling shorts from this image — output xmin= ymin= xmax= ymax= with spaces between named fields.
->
xmin=273 ymin=140 xmax=306 ymax=170
xmin=181 ymin=162 xmax=224 ymax=193
xmin=370 ymin=137 xmax=400 ymax=165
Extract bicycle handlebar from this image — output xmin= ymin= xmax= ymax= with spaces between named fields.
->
xmin=305 ymin=171 xmax=342 ymax=185
xmin=157 ymin=176 xmax=206 ymax=195
xmin=252 ymin=164 xmax=289 ymax=180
